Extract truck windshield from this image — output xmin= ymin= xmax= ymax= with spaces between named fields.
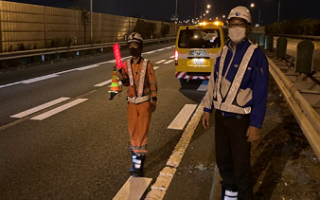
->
xmin=178 ymin=29 xmax=221 ymax=48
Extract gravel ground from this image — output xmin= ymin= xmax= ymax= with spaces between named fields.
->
xmin=251 ymin=76 xmax=320 ymax=200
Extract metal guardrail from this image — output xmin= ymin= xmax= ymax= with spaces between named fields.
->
xmin=0 ymin=36 xmax=176 ymax=61
xmin=268 ymin=57 xmax=320 ymax=161
xmin=272 ymin=34 xmax=320 ymax=40
xmin=252 ymin=32 xmax=320 ymax=41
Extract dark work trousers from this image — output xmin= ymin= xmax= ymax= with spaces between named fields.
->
xmin=215 ymin=110 xmax=254 ymax=200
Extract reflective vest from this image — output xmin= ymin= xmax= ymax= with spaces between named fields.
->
xmin=126 ymin=59 xmax=150 ymax=104
xmin=213 ymin=44 xmax=257 ymax=114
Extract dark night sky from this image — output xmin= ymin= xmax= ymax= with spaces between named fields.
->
xmin=2 ymin=0 xmax=320 ymax=25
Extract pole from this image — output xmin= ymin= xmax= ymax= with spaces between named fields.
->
xmin=194 ymin=0 xmax=196 ymax=21
xmin=175 ymin=0 xmax=178 ymax=33
xmin=258 ymin=7 xmax=261 ymax=25
xmin=90 ymin=0 xmax=93 ymax=44
xmin=277 ymin=0 xmax=280 ymax=22
xmin=0 ymin=0 xmax=3 ymax=53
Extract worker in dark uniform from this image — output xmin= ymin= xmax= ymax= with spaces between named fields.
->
xmin=202 ymin=6 xmax=269 ymax=200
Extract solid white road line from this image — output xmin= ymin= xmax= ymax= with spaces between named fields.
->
xmin=55 ymin=69 xmax=77 ymax=75
xmin=163 ymin=60 xmax=174 ymax=64
xmin=76 ymin=64 xmax=99 ymax=70
xmin=143 ymin=51 xmax=156 ymax=54
xmin=94 ymin=79 xmax=112 ymax=87
xmin=31 ymin=98 xmax=87 ymax=120
xmin=167 ymin=104 xmax=198 ymax=130
xmin=113 ymin=176 xmax=152 ymax=200
xmin=0 ymin=82 xmax=20 ymax=89
xmin=11 ymin=97 xmax=71 ymax=119
xmin=21 ymin=74 xmax=59 ymax=84
xmin=155 ymin=60 xmax=166 ymax=64
xmin=106 ymin=59 xmax=116 ymax=64
xmin=0 ymin=46 xmax=172 ymax=89
xmin=197 ymin=80 xmax=208 ymax=91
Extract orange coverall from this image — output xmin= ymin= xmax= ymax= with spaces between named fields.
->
xmin=121 ymin=57 xmax=157 ymax=156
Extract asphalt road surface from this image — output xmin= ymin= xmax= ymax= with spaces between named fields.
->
xmin=0 ymin=42 xmax=208 ymax=199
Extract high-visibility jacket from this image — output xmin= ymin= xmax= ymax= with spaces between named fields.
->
xmin=203 ymin=39 xmax=269 ymax=129
xmin=121 ymin=57 xmax=157 ymax=104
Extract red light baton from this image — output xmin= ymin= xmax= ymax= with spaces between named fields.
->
xmin=113 ymin=43 xmax=122 ymax=70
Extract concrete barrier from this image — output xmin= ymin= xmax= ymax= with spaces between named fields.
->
xmin=276 ymin=37 xmax=287 ymax=59
xmin=265 ymin=35 xmax=273 ymax=50
xmin=296 ymin=40 xmax=314 ymax=74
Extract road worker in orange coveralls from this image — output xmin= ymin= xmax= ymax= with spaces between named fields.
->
xmin=118 ymin=32 xmax=158 ymax=177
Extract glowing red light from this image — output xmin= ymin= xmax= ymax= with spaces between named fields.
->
xmin=113 ymin=43 xmax=122 ymax=69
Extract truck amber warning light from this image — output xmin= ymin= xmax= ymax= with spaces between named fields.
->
xmin=198 ymin=21 xmax=223 ymax=26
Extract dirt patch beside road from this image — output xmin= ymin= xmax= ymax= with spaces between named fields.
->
xmin=251 ymin=76 xmax=320 ymax=200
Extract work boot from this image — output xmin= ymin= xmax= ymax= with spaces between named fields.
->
xmin=129 ymin=153 xmax=145 ymax=177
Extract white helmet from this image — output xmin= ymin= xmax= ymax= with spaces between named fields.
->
xmin=127 ymin=32 xmax=143 ymax=44
xmin=227 ymin=6 xmax=252 ymax=24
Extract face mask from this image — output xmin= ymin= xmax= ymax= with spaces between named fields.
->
xmin=129 ymin=48 xmax=140 ymax=57
xmin=228 ymin=27 xmax=246 ymax=44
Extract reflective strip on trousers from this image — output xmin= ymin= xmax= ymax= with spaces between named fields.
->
xmin=131 ymin=144 xmax=147 ymax=156
xmin=225 ymin=190 xmax=238 ymax=197
xmin=214 ymin=44 xmax=257 ymax=114
xmin=224 ymin=189 xmax=238 ymax=200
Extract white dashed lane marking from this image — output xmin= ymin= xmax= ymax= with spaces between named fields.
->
xmin=167 ymin=104 xmax=198 ymax=130
xmin=155 ymin=60 xmax=166 ymax=64
xmin=197 ymin=80 xmax=208 ymax=91
xmin=94 ymin=79 xmax=112 ymax=87
xmin=164 ymin=60 xmax=174 ymax=64
xmin=11 ymin=97 xmax=70 ymax=119
xmin=31 ymin=98 xmax=88 ymax=121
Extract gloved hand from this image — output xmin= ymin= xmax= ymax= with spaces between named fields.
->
xmin=118 ymin=67 xmax=124 ymax=81
xmin=150 ymin=97 xmax=157 ymax=112
xmin=118 ymin=73 xmax=124 ymax=81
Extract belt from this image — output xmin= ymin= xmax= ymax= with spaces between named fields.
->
xmin=216 ymin=109 xmax=249 ymax=120
xmin=127 ymin=95 xmax=150 ymax=104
